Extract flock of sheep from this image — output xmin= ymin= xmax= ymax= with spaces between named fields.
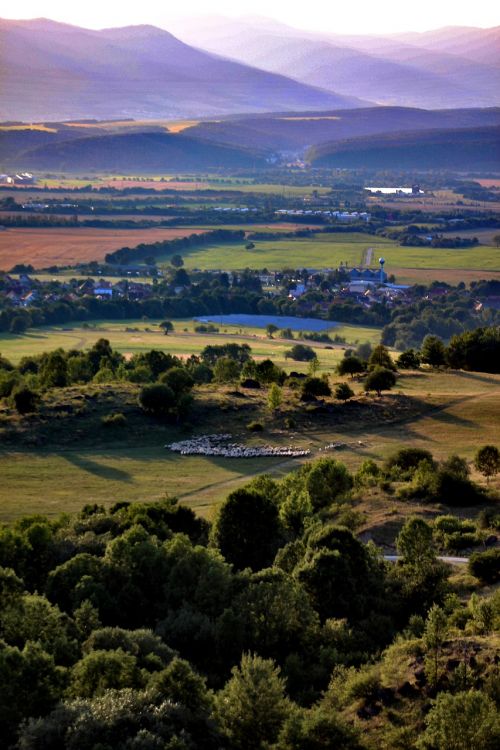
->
xmin=166 ymin=434 xmax=310 ymax=458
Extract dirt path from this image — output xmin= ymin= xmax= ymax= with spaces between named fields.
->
xmin=362 ymin=247 xmax=373 ymax=267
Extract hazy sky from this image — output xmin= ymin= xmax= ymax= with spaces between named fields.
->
xmin=2 ymin=0 xmax=499 ymax=35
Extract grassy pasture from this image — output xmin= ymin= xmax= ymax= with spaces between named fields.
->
xmin=391 ymin=267 xmax=500 ymax=285
xmin=9 ymin=173 xmax=331 ymax=195
xmin=160 ymin=231 xmax=499 ymax=280
xmin=0 ymin=369 xmax=498 ymax=522
xmin=164 ymin=232 xmax=394 ymax=270
xmin=379 ymin=243 xmax=500 ymax=271
xmin=0 ymin=318 xmax=382 ymax=367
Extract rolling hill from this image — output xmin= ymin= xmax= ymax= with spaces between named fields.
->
xmin=172 ymin=16 xmax=500 ymax=110
xmin=307 ymin=125 xmax=500 ymax=169
xmin=184 ymin=107 xmax=500 ymax=152
xmin=0 ymin=18 xmax=366 ymax=121
xmin=3 ymin=130 xmax=269 ymax=171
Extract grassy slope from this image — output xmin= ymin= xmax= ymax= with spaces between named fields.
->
xmin=0 ymin=369 xmax=498 ymax=527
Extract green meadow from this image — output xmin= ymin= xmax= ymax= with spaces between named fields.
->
xmin=0 ymin=318 xmax=382 ymax=368
xmin=160 ymin=232 xmax=394 ymax=270
xmin=156 ymin=231 xmax=499 ymax=277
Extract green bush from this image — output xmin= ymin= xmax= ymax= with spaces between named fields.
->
xmin=468 ymin=549 xmax=500 ymax=584
xmin=12 ymin=385 xmax=40 ymax=414
xmin=444 ymin=532 xmax=478 ymax=551
xmin=101 ymin=413 xmax=127 ymax=428
xmin=335 ymin=382 xmax=354 ymax=401
xmin=386 ymin=448 xmax=436 ymax=474
xmin=301 ymin=376 xmax=331 ymax=399
xmin=284 ymin=344 xmax=316 ymax=362
xmin=247 ymin=421 xmax=264 ymax=432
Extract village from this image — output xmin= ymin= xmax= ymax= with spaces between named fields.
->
xmin=3 ymin=258 xmax=498 ymax=332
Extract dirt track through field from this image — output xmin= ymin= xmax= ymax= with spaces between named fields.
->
xmin=178 ymin=385 xmax=500 ymax=508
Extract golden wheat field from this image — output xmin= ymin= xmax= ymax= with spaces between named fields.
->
xmin=0 ymin=226 xmax=208 ymax=269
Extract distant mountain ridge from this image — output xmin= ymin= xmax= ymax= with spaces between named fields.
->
xmin=170 ymin=16 xmax=500 ymax=110
xmin=0 ymin=17 xmax=366 ymax=121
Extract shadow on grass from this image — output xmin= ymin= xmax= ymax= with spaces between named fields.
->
xmin=62 ymin=453 xmax=133 ymax=482
xmin=426 ymin=406 xmax=477 ymax=429
xmin=450 ymin=370 xmax=500 ymax=386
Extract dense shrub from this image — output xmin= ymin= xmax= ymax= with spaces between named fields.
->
xmin=468 ymin=549 xmax=500 ymax=584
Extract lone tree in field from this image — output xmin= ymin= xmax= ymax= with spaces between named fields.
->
xmin=159 ymin=320 xmax=174 ymax=335
xmin=268 ymin=383 xmax=283 ymax=412
xmin=337 ymin=356 xmax=364 ymax=379
xmin=170 ymin=254 xmax=184 ymax=268
xmin=363 ymin=366 xmax=396 ymax=396
xmin=266 ymin=323 xmax=278 ymax=339
xmin=474 ymin=445 xmax=500 ymax=483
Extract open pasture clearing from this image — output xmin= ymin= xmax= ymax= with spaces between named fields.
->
xmin=438 ymin=228 xmax=499 ymax=243
xmin=166 ymin=232 xmax=395 ymax=270
xmin=0 ymin=226 xmax=208 ymax=269
xmin=163 ymin=230 xmax=499 ymax=278
xmin=476 ymin=179 xmax=500 ymax=188
xmin=368 ymin=196 xmax=500 ymax=213
xmin=376 ymin=243 xmax=500 ymax=272
xmin=13 ymin=173 xmax=332 ymax=195
xmin=0 ymin=318 xmax=382 ymax=368
xmin=0 ymin=369 xmax=498 ymax=522
xmin=392 ymin=267 xmax=500 ymax=285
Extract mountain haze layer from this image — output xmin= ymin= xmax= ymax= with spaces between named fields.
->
xmin=0 ymin=18 xmax=366 ymax=121
xmin=171 ymin=16 xmax=500 ymax=110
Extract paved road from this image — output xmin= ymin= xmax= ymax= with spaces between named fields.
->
xmin=384 ymin=555 xmax=468 ymax=566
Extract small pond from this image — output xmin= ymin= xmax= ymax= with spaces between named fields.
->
xmin=194 ymin=314 xmax=336 ymax=331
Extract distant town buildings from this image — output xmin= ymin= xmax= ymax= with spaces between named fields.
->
xmin=0 ymin=172 xmax=36 ymax=185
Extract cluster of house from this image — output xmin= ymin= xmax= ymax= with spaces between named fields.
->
xmin=2 ymin=274 xmax=41 ymax=307
xmin=1 ymin=274 xmax=157 ymax=307
xmin=275 ymin=209 xmax=371 ymax=221
xmin=0 ymin=172 xmax=36 ymax=185
xmin=213 ymin=206 xmax=259 ymax=213
xmin=166 ymin=434 xmax=310 ymax=458
xmin=77 ymin=278 xmax=160 ymax=301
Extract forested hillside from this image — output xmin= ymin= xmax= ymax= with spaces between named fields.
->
xmin=307 ymin=125 xmax=500 ymax=169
